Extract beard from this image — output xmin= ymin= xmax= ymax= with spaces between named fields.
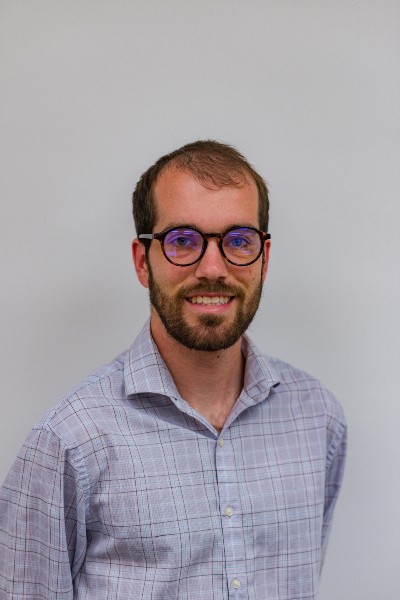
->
xmin=147 ymin=264 xmax=263 ymax=352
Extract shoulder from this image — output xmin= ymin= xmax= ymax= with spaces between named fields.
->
xmin=33 ymin=349 xmax=129 ymax=450
xmin=264 ymin=354 xmax=345 ymax=428
xmin=262 ymin=354 xmax=347 ymax=465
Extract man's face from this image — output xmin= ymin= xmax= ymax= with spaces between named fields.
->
xmin=133 ymin=167 xmax=270 ymax=352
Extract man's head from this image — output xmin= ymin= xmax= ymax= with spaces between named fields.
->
xmin=132 ymin=140 xmax=269 ymax=253
xmin=132 ymin=140 xmax=271 ymax=352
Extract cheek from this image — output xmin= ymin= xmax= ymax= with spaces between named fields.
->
xmin=148 ymin=258 xmax=191 ymax=292
xmin=236 ymin=265 xmax=263 ymax=287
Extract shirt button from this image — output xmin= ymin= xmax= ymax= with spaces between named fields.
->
xmin=218 ymin=438 xmax=224 ymax=447
xmin=224 ymin=506 xmax=234 ymax=517
xmin=232 ymin=578 xmax=241 ymax=589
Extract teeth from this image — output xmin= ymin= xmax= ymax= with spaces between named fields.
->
xmin=189 ymin=296 xmax=230 ymax=305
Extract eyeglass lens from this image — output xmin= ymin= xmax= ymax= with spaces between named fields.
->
xmin=163 ymin=228 xmax=262 ymax=265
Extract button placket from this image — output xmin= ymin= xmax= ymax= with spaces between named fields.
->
xmin=215 ymin=430 xmax=246 ymax=595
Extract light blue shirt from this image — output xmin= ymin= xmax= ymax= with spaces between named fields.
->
xmin=0 ymin=320 xmax=346 ymax=599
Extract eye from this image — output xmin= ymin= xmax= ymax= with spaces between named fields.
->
xmin=173 ymin=235 xmax=190 ymax=247
xmin=225 ymin=230 xmax=253 ymax=249
xmin=223 ymin=228 xmax=260 ymax=258
xmin=168 ymin=233 xmax=195 ymax=247
xmin=229 ymin=235 xmax=249 ymax=248
xmin=164 ymin=229 xmax=203 ymax=251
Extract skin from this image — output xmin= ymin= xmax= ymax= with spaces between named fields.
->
xmin=132 ymin=166 xmax=270 ymax=431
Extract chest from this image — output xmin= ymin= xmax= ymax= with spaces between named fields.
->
xmin=86 ymin=407 xmax=327 ymax=563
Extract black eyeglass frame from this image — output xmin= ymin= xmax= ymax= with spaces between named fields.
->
xmin=139 ymin=226 xmax=271 ymax=267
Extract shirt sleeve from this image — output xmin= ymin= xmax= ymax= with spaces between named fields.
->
xmin=321 ymin=416 xmax=347 ymax=567
xmin=0 ymin=427 xmax=88 ymax=599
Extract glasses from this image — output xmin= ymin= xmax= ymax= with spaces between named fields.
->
xmin=139 ymin=226 xmax=271 ymax=267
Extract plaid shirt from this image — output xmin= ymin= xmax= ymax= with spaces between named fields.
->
xmin=0 ymin=320 xmax=346 ymax=599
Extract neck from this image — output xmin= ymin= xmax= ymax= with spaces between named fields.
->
xmin=150 ymin=312 xmax=245 ymax=431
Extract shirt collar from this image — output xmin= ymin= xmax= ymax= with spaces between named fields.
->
xmin=241 ymin=334 xmax=281 ymax=404
xmin=124 ymin=319 xmax=281 ymax=406
xmin=123 ymin=319 xmax=181 ymax=400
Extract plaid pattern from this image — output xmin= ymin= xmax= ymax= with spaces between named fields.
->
xmin=0 ymin=321 xmax=346 ymax=599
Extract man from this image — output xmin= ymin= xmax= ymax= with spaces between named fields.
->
xmin=0 ymin=140 xmax=346 ymax=599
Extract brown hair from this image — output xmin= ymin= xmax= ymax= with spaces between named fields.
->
xmin=132 ymin=140 xmax=269 ymax=250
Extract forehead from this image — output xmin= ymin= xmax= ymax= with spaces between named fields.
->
xmin=152 ymin=167 xmax=259 ymax=230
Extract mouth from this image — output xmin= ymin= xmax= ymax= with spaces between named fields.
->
xmin=187 ymin=295 xmax=232 ymax=306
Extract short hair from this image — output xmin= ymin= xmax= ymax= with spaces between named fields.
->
xmin=132 ymin=140 xmax=269 ymax=251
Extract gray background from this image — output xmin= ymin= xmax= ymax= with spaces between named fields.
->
xmin=1 ymin=1 xmax=399 ymax=598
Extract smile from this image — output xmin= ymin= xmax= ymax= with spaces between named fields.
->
xmin=187 ymin=296 xmax=231 ymax=305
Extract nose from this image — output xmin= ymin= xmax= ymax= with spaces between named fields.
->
xmin=194 ymin=238 xmax=229 ymax=281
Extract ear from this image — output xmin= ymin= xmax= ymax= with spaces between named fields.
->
xmin=132 ymin=239 xmax=150 ymax=288
xmin=261 ymin=239 xmax=271 ymax=283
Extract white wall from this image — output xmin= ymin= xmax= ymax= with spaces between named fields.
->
xmin=1 ymin=1 xmax=399 ymax=597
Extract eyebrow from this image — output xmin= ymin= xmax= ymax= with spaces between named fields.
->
xmin=155 ymin=222 xmax=259 ymax=233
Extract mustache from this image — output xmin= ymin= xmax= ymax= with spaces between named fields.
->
xmin=177 ymin=282 xmax=245 ymax=300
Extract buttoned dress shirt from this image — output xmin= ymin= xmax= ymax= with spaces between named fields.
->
xmin=0 ymin=320 xmax=346 ymax=599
